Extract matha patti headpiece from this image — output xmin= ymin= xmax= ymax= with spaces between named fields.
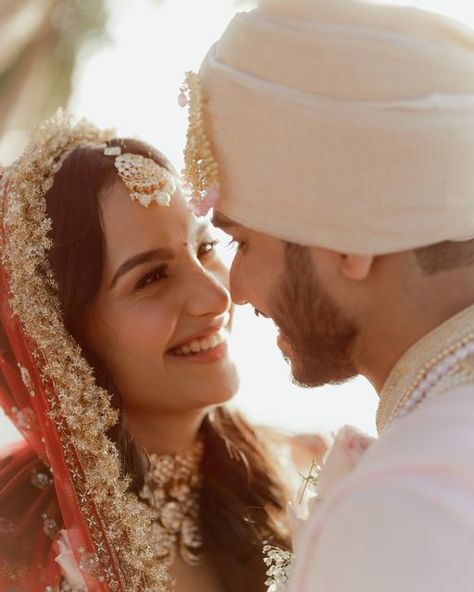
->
xmin=179 ymin=71 xmax=220 ymax=216
xmin=104 ymin=146 xmax=176 ymax=208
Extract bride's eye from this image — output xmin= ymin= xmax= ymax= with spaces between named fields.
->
xmin=198 ymin=240 xmax=219 ymax=259
xmin=135 ymin=264 xmax=168 ymax=290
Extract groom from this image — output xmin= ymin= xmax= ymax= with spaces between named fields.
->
xmin=183 ymin=0 xmax=474 ymax=589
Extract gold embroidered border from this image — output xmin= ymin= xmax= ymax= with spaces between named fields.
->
xmin=377 ymin=304 xmax=474 ymax=432
xmin=0 ymin=112 xmax=171 ymax=591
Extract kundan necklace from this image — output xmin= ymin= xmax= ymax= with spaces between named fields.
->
xmin=139 ymin=439 xmax=204 ymax=567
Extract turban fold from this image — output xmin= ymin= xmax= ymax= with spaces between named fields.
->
xmin=199 ymin=0 xmax=474 ymax=254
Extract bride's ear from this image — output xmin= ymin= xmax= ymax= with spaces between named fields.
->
xmin=340 ymin=254 xmax=374 ymax=281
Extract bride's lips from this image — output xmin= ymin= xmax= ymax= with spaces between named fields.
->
xmin=167 ymin=316 xmax=230 ymax=364
xmin=169 ymin=340 xmax=228 ymax=364
xmin=169 ymin=325 xmax=223 ymax=351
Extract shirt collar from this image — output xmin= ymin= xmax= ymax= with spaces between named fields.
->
xmin=377 ymin=303 xmax=474 ymax=432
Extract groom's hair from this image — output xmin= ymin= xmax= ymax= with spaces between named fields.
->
xmin=415 ymin=239 xmax=474 ymax=275
xmin=284 ymin=241 xmax=309 ymax=261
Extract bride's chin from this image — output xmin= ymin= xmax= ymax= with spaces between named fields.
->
xmin=218 ymin=364 xmax=240 ymax=396
xmin=165 ymin=355 xmax=240 ymax=406
xmin=207 ymin=366 xmax=240 ymax=405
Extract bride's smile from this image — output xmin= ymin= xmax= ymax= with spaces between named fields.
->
xmin=168 ymin=320 xmax=229 ymax=361
xmin=85 ymin=177 xmax=239 ymax=415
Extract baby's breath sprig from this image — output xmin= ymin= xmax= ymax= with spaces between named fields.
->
xmin=298 ymin=459 xmax=321 ymax=504
xmin=262 ymin=459 xmax=321 ymax=591
xmin=263 ymin=545 xmax=294 ymax=592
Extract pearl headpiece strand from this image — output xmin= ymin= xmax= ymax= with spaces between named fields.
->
xmin=179 ymin=71 xmax=220 ymax=216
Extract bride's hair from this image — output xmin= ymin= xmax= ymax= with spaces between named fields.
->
xmin=44 ymin=139 xmax=290 ymax=591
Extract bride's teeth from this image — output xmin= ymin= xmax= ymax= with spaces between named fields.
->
xmin=173 ymin=329 xmax=226 ymax=355
xmin=200 ymin=337 xmax=212 ymax=350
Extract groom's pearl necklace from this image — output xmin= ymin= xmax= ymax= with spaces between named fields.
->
xmin=386 ymin=336 xmax=474 ymax=426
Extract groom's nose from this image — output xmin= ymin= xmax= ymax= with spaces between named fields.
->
xmin=187 ymin=267 xmax=232 ymax=316
xmin=229 ymin=260 xmax=248 ymax=305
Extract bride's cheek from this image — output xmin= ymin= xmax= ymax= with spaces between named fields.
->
xmin=127 ymin=298 xmax=177 ymax=355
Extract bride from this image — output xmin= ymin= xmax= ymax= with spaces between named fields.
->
xmin=0 ymin=113 xmax=289 ymax=592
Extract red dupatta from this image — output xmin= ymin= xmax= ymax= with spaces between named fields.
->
xmin=0 ymin=113 xmax=171 ymax=592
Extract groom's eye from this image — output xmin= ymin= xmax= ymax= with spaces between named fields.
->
xmin=226 ymin=238 xmax=247 ymax=252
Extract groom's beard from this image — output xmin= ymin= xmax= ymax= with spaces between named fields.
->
xmin=270 ymin=243 xmax=359 ymax=388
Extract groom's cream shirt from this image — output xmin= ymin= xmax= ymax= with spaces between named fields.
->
xmin=290 ymin=305 xmax=474 ymax=591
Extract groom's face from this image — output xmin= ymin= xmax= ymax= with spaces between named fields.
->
xmin=213 ymin=212 xmax=359 ymax=387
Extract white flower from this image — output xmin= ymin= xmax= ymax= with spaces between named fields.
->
xmin=264 ymin=426 xmax=375 ymax=591
xmin=287 ymin=489 xmax=321 ymax=550
xmin=268 ymin=583 xmax=289 ymax=592
xmin=318 ymin=425 xmax=374 ymax=500
xmin=54 ymin=530 xmax=87 ymax=591
xmin=288 ymin=426 xmax=374 ymax=552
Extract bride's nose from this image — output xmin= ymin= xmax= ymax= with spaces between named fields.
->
xmin=186 ymin=268 xmax=231 ymax=317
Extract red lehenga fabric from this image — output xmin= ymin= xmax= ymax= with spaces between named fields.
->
xmin=0 ymin=114 xmax=170 ymax=592
xmin=0 ymin=265 xmax=108 ymax=592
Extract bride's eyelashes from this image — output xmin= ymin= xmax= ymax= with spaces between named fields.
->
xmin=135 ymin=264 xmax=169 ymax=290
xmin=134 ymin=241 xmax=219 ymax=291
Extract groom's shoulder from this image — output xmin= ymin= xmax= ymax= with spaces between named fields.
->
xmin=298 ymin=471 xmax=474 ymax=592
xmin=292 ymin=386 xmax=474 ymax=591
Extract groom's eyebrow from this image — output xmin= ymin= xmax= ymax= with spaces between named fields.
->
xmin=212 ymin=212 xmax=242 ymax=232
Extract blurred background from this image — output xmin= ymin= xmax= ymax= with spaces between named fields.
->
xmin=1 ymin=0 xmax=472 ymax=449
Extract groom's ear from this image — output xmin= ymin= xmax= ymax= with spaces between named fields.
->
xmin=340 ymin=254 xmax=375 ymax=281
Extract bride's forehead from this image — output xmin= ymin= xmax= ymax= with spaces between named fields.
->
xmin=101 ymin=180 xmax=206 ymax=241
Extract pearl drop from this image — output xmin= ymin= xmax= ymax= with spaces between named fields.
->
xmin=446 ymin=354 xmax=458 ymax=367
xmin=412 ymin=388 xmax=424 ymax=402
xmin=178 ymin=92 xmax=188 ymax=107
xmin=424 ymin=373 xmax=437 ymax=387
xmin=435 ymin=360 xmax=448 ymax=375
xmin=418 ymin=379 xmax=429 ymax=392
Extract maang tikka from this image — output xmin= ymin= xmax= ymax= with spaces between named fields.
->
xmin=104 ymin=145 xmax=176 ymax=208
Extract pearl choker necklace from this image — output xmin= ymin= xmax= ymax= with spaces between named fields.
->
xmin=139 ymin=440 xmax=204 ymax=567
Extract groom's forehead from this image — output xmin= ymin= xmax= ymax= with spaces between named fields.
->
xmin=212 ymin=211 xmax=243 ymax=232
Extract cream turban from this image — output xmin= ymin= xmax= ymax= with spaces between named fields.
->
xmin=198 ymin=0 xmax=474 ymax=255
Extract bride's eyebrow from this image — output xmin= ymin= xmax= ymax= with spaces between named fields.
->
xmin=109 ymin=248 xmax=174 ymax=289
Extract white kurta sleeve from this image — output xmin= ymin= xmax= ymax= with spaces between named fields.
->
xmin=290 ymin=473 xmax=474 ymax=592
